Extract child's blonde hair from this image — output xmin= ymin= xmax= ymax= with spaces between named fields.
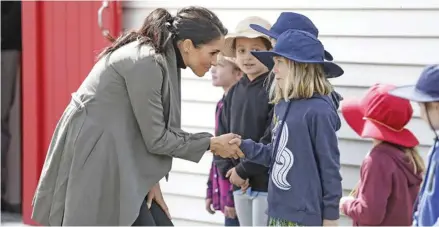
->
xmin=269 ymin=57 xmax=333 ymax=104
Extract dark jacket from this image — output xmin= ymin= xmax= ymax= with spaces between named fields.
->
xmin=214 ymin=72 xmax=273 ymax=192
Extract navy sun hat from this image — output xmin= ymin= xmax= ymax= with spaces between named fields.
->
xmin=388 ymin=64 xmax=439 ymax=102
xmin=251 ymin=29 xmax=344 ymax=78
xmin=249 ymin=12 xmax=334 ymax=61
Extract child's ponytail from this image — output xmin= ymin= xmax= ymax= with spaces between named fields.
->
xmin=404 ymin=147 xmax=425 ymax=175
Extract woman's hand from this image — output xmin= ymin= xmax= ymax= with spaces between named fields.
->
xmin=210 ymin=133 xmax=244 ymax=159
xmin=226 ymin=167 xmax=246 ymax=186
xmin=147 ymin=183 xmax=171 ymax=219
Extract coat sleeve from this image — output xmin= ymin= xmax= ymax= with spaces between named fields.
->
xmin=120 ymin=57 xmax=212 ymax=163
xmin=341 ymin=152 xmax=392 ymax=225
xmin=206 ymin=161 xmax=214 ymax=199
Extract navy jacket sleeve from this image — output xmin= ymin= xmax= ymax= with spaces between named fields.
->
xmin=235 ymin=104 xmax=273 ymax=179
xmin=240 ymin=139 xmax=273 ymax=167
xmin=310 ymin=108 xmax=343 ymax=220
xmin=213 ymin=91 xmax=236 ymax=177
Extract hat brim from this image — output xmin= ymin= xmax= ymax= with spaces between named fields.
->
xmin=222 ymin=33 xmax=270 ymax=57
xmin=249 ymin=24 xmax=278 ymax=39
xmin=323 ymin=50 xmax=334 ymax=61
xmin=341 ymin=98 xmax=419 ymax=147
xmin=250 ymin=24 xmax=334 ymax=61
xmin=388 ymin=85 xmax=439 ymax=103
xmin=251 ymin=50 xmax=344 ymax=78
xmin=341 ymin=98 xmax=365 ymax=136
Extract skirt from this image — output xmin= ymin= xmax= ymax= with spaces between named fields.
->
xmin=269 ymin=217 xmax=304 ymax=226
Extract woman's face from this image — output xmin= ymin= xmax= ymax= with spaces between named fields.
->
xmin=181 ymin=36 xmax=225 ymax=77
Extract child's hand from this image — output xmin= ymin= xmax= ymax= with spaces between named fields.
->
xmin=228 ymin=137 xmax=242 ymax=147
xmin=339 ymin=196 xmax=355 ymax=214
xmin=226 ymin=167 xmax=246 ymax=186
xmin=205 ymin=198 xmax=215 ymax=214
xmin=241 ymin=179 xmax=250 ymax=192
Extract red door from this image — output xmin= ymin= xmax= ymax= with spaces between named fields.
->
xmin=21 ymin=1 xmax=122 ymax=225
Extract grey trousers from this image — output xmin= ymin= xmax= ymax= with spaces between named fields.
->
xmin=1 ymin=50 xmax=20 ymax=200
xmin=233 ymin=190 xmax=269 ymax=226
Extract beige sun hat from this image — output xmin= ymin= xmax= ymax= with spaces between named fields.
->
xmin=222 ymin=16 xmax=272 ymax=57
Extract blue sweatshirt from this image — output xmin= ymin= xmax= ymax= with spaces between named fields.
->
xmin=240 ymin=94 xmax=343 ymax=226
xmin=414 ymin=139 xmax=439 ymax=226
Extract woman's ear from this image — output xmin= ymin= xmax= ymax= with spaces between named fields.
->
xmin=181 ymin=39 xmax=194 ymax=53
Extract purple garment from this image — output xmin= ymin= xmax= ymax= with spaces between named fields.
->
xmin=206 ymin=98 xmax=235 ymax=212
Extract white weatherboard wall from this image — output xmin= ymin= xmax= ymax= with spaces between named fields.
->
xmin=123 ymin=1 xmax=439 ymax=225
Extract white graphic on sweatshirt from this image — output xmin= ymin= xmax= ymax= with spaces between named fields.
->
xmin=271 ymin=120 xmax=294 ymax=190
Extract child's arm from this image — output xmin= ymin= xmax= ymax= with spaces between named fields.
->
xmin=226 ymin=183 xmax=235 ymax=208
xmin=239 ymin=139 xmax=273 ymax=167
xmin=206 ymin=161 xmax=214 ymax=200
xmin=341 ymin=151 xmax=392 ymax=225
xmin=310 ymin=109 xmax=343 ymax=221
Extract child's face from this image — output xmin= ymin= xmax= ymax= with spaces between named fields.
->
xmin=270 ymin=38 xmax=277 ymax=47
xmin=419 ymin=102 xmax=439 ymax=130
xmin=272 ymin=56 xmax=289 ymax=87
xmin=210 ymin=59 xmax=241 ymax=87
xmin=234 ymin=37 xmax=269 ymax=77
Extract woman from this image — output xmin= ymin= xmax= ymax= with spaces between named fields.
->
xmin=31 ymin=6 xmax=243 ymax=226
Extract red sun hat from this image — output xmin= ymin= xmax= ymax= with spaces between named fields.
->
xmin=341 ymin=83 xmax=419 ymax=148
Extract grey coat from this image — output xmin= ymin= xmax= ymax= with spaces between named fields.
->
xmin=31 ymin=41 xmax=213 ymax=226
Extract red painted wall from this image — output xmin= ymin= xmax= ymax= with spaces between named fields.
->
xmin=21 ymin=1 xmax=122 ymax=224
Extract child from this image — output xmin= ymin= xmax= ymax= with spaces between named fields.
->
xmin=205 ymin=53 xmax=242 ymax=226
xmin=339 ymin=83 xmax=424 ymax=226
xmin=214 ymin=16 xmax=273 ymax=226
xmin=388 ymin=64 xmax=439 ymax=227
xmin=249 ymin=12 xmax=343 ymax=109
xmin=228 ymin=29 xmax=344 ymax=226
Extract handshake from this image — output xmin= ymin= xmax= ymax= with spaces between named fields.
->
xmin=210 ymin=133 xmax=244 ymax=159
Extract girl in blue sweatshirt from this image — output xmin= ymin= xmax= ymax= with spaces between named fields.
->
xmin=388 ymin=64 xmax=439 ymax=227
xmin=229 ymin=29 xmax=344 ymax=226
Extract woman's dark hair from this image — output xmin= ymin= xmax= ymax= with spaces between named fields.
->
xmin=98 ymin=6 xmax=228 ymax=59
